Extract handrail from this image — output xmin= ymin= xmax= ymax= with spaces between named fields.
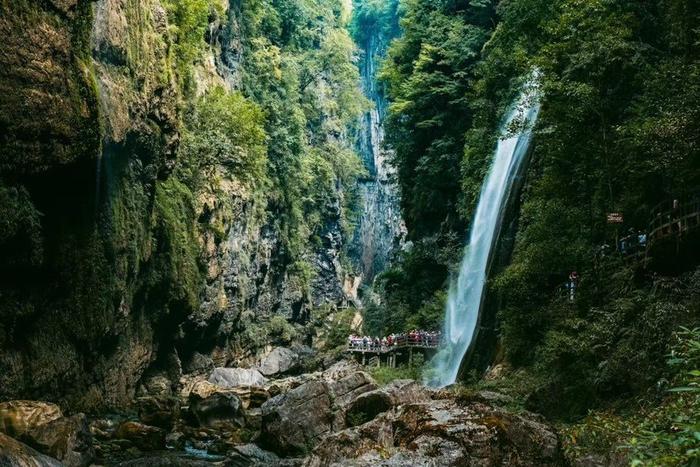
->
xmin=647 ymin=198 xmax=700 ymax=243
xmin=346 ymin=336 xmax=441 ymax=354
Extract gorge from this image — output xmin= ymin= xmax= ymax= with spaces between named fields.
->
xmin=1 ymin=0 xmax=699 ymax=466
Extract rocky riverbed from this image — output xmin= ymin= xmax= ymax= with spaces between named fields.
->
xmin=0 ymin=352 xmax=565 ymax=466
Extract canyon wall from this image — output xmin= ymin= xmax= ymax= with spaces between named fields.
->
xmin=0 ymin=0 xmax=359 ymax=411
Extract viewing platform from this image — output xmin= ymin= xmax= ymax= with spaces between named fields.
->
xmin=346 ymin=333 xmax=440 ymax=368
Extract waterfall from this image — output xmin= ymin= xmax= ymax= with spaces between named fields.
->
xmin=427 ymin=75 xmax=541 ymax=388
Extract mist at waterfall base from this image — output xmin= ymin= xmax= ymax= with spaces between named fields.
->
xmin=426 ymin=78 xmax=541 ymax=388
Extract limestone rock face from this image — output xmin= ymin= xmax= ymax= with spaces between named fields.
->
xmin=0 ymin=401 xmax=63 ymax=439
xmin=259 ymin=365 xmax=378 ymax=455
xmin=209 ymin=368 xmax=268 ymax=388
xmin=0 ymin=0 xmax=100 ymax=175
xmin=258 ymin=347 xmax=300 ymax=377
xmin=306 ymin=398 xmax=564 ymax=467
xmin=0 ymin=432 xmax=62 ymax=467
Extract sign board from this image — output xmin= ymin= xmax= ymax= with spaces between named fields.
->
xmin=607 ymin=212 xmax=624 ymax=224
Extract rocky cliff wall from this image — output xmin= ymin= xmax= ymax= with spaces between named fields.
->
xmin=349 ymin=21 xmax=406 ymax=285
xmin=0 ymin=0 xmax=356 ymax=411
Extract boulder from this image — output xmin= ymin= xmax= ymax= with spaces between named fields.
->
xmin=306 ymin=398 xmax=564 ymax=466
xmin=265 ymin=373 xmax=316 ymax=397
xmin=260 ymin=367 xmax=377 ymax=455
xmin=114 ymin=421 xmax=166 ymax=451
xmin=229 ymin=386 xmax=270 ymax=410
xmin=321 ymin=360 xmax=363 ymax=382
xmin=259 ymin=347 xmax=301 ymax=377
xmin=28 ymin=413 xmax=94 ymax=467
xmin=0 ymin=432 xmax=62 ymax=467
xmin=228 ymin=443 xmax=281 ymax=467
xmin=209 ymin=368 xmax=268 ymax=388
xmin=137 ymin=396 xmax=180 ymax=429
xmin=0 ymin=401 xmax=63 ymax=438
xmin=382 ymin=379 xmax=432 ymax=405
xmin=345 ymin=390 xmax=393 ymax=427
xmin=260 ymin=380 xmax=333 ymax=455
xmin=188 ymin=391 xmax=244 ymax=429
xmin=181 ymin=378 xmax=220 ymax=401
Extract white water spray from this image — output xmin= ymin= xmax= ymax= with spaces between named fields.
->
xmin=428 ymin=75 xmax=541 ymax=388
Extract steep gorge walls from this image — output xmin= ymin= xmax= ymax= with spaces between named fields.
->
xmin=0 ymin=0 xmax=365 ymax=410
xmin=0 ymin=0 xmax=179 ymax=410
xmin=348 ymin=0 xmax=405 ymax=285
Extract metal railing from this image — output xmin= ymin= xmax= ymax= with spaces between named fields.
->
xmin=346 ymin=334 xmax=441 ymax=354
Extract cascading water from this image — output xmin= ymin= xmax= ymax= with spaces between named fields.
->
xmin=427 ymin=75 xmax=541 ymax=388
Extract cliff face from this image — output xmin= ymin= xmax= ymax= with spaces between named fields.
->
xmin=0 ymin=0 xmax=357 ymax=411
xmin=350 ymin=19 xmax=406 ymax=285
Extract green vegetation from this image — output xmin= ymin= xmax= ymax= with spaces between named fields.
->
xmin=561 ymin=327 xmax=700 ymax=466
xmin=371 ymin=0 xmax=700 ymax=424
xmin=369 ymin=353 xmax=425 ymax=385
xmin=162 ymin=0 xmax=216 ymax=92
xmin=238 ymin=0 xmax=367 ymax=263
xmin=179 ymin=87 xmax=268 ymax=193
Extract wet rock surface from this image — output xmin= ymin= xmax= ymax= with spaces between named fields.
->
xmin=306 ymin=397 xmax=563 ymax=466
xmin=0 ymin=361 xmax=567 ymax=466
xmin=0 ymin=432 xmax=63 ymax=467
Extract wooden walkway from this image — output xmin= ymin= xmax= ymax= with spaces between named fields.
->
xmin=647 ymin=197 xmax=700 ymax=245
xmin=346 ymin=336 xmax=440 ymax=368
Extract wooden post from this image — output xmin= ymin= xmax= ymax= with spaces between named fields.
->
xmin=409 ymin=348 xmax=413 ymax=366
xmin=362 ymin=353 xmax=366 ymax=366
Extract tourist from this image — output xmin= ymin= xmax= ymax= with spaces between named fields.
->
xmin=568 ymin=271 xmax=579 ymax=301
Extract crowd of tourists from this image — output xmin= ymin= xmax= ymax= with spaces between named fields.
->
xmin=619 ymin=229 xmax=648 ymax=255
xmin=347 ymin=330 xmax=441 ymax=351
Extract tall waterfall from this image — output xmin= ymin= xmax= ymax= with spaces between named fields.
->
xmin=428 ymin=76 xmax=541 ymax=388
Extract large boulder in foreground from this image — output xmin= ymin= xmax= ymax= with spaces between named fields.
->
xmin=29 ymin=413 xmax=94 ymax=467
xmin=305 ymin=398 xmax=564 ymax=466
xmin=260 ymin=380 xmax=333 ymax=455
xmin=209 ymin=368 xmax=268 ymax=388
xmin=260 ymin=363 xmax=377 ymax=455
xmin=345 ymin=380 xmax=432 ymax=427
xmin=258 ymin=347 xmax=300 ymax=376
xmin=0 ymin=400 xmax=93 ymax=466
xmin=188 ymin=390 xmax=245 ymax=429
xmin=0 ymin=432 xmax=62 ymax=466
xmin=0 ymin=401 xmax=62 ymax=438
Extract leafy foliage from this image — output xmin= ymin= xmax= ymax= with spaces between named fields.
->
xmin=561 ymin=327 xmax=700 ymax=466
xmin=376 ymin=0 xmax=700 ymax=421
xmin=239 ymin=0 xmax=366 ymax=263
